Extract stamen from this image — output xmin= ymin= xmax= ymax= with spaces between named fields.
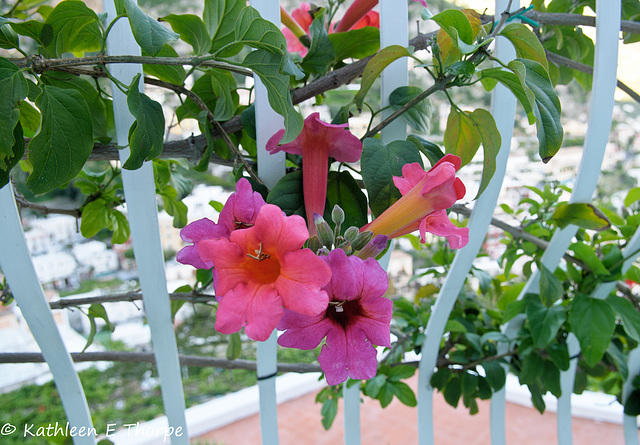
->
xmin=234 ymin=220 xmax=255 ymax=230
xmin=246 ymin=242 xmax=271 ymax=262
xmin=329 ymin=300 xmax=346 ymax=312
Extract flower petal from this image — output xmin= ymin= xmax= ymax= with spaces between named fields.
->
xmin=177 ymin=218 xmax=228 ymax=269
xmin=277 ymin=250 xmax=330 ymax=315
xmin=215 ymin=282 xmax=283 ymax=341
xmin=318 ymin=327 xmax=349 ymax=385
xmin=218 ymin=178 xmax=266 ymax=232
xmin=344 ymin=325 xmax=379 ymax=381
xmin=277 ymin=310 xmax=332 ymax=349
xmin=418 ymin=210 xmax=469 ymax=249
xmin=323 ymin=249 xmax=362 ymax=301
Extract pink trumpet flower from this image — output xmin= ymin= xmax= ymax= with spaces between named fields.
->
xmin=198 ymin=204 xmax=331 ymax=342
xmin=362 ymin=154 xmax=469 ymax=249
xmin=266 ymin=113 xmax=362 ymax=235
xmin=278 ymin=248 xmax=392 ymax=385
xmin=176 ymin=178 xmax=266 ymax=270
xmin=335 ymin=0 xmax=427 ymax=33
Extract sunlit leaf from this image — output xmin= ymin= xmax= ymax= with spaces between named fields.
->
xmin=45 ymin=0 xmax=101 ymax=56
xmin=551 ymin=203 xmax=611 ymax=231
xmin=443 ymin=107 xmax=481 ymax=166
xmin=499 ymin=23 xmax=549 ymax=70
xmin=329 ymin=26 xmax=379 ymax=61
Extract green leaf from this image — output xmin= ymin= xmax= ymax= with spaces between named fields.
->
xmin=443 ymin=374 xmax=461 ymax=407
xmin=159 ymin=14 xmax=210 ymax=56
xmin=448 ymin=60 xmax=476 ymax=76
xmin=569 ymin=242 xmax=610 ymax=277
xmin=355 ymin=45 xmax=413 ymax=111
xmin=205 ymin=0 xmax=245 ymax=56
xmin=483 ymin=358 xmax=506 ymax=391
xmin=387 ymin=365 xmax=416 ymax=381
xmin=142 ymin=44 xmax=186 ymax=85
xmin=9 ymin=20 xmax=54 ymax=48
xmin=0 ymin=123 xmax=25 ymax=189
xmin=607 ymin=295 xmax=640 ymax=342
xmin=541 ymin=359 xmax=562 ymax=397
xmin=329 ymin=27 xmax=380 ymax=61
xmin=443 ymin=107 xmax=481 ymax=166
xmin=407 ymin=135 xmax=445 ymax=167
xmin=379 ymin=382 xmax=395 ymax=408
xmin=469 ymin=108 xmax=501 ymax=198
xmin=45 ymin=0 xmax=101 ymax=56
xmin=26 ymin=85 xmax=93 ymax=194
xmin=624 ymin=187 xmax=640 ymax=207
xmin=241 ymin=50 xmax=303 ymax=144
xmin=234 ymin=6 xmax=286 ymax=55
xmin=547 ymin=342 xmax=570 ymax=371
xmin=326 ymin=171 xmax=368 ymax=230
xmin=539 ymin=266 xmax=564 ymax=307
xmin=390 ymin=381 xmax=417 ymax=406
xmin=124 ymin=74 xmax=165 ymax=170
xmin=41 ymin=71 xmax=109 ymax=140
xmin=0 ymin=58 xmax=28 ymax=171
xmin=360 ymin=138 xmax=423 ymax=217
xmin=499 ymin=23 xmax=549 ymax=70
xmin=508 ymin=59 xmax=563 ymax=163
xmin=301 ymin=8 xmax=335 ymax=74
xmin=624 ymin=389 xmax=640 ymax=416
xmin=123 ymin=0 xmax=178 ymax=57
xmin=389 ymin=86 xmax=431 ymax=134
xmin=176 ymin=68 xmax=238 ymax=122
xmin=569 ymin=293 xmax=616 ymax=368
xmin=0 ymin=18 xmax=20 ymax=50
xmin=81 ymin=199 xmax=112 ymax=238
xmin=526 ymin=296 xmax=566 ymax=348
xmin=110 ymin=210 xmax=130 ymax=244
xmin=430 ymin=367 xmax=452 ymax=390
xmin=226 ymin=332 xmax=242 ymax=360
xmin=519 ymin=351 xmax=545 ymax=386
xmin=551 ymin=203 xmax=611 ymax=231
xmin=267 ymin=170 xmax=305 ymax=217
xmin=478 ymin=67 xmax=535 ymax=124
xmin=430 ymin=9 xmax=474 ymax=45
xmin=321 ymin=398 xmax=338 ymax=430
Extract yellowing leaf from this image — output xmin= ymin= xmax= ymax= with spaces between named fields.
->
xmin=443 ymin=107 xmax=481 ymax=166
xmin=436 ymin=9 xmax=482 ymax=66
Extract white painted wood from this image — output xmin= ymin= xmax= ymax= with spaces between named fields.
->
xmin=0 ymin=185 xmax=96 ymax=445
xmin=623 ymin=348 xmax=640 ymax=445
xmin=343 ymin=382 xmax=361 ymax=445
xmin=557 ymin=333 xmax=580 ymax=445
xmin=417 ymin=2 xmax=519 ymax=444
xmin=250 ymin=1 xmax=286 ymax=444
xmin=380 ymin=0 xmax=408 ymax=144
xmin=103 ymin=1 xmax=188 ymax=442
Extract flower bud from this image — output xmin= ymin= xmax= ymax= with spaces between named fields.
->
xmin=351 ymin=230 xmax=373 ymax=252
xmin=331 ymin=205 xmax=345 ymax=225
xmin=314 ymin=213 xmax=335 ymax=248
xmin=306 ymin=235 xmax=321 ymax=253
xmin=356 ymin=234 xmax=389 ymax=259
xmin=343 ymin=226 xmax=360 ymax=243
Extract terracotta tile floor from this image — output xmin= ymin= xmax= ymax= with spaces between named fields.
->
xmin=194 ymin=376 xmax=635 ymax=445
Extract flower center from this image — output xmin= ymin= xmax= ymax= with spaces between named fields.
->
xmin=246 ymin=242 xmax=281 ymax=284
xmin=328 ymin=298 xmax=363 ymax=328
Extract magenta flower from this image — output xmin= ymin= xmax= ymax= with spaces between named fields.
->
xmin=362 ymin=154 xmax=469 ymax=249
xmin=278 ymin=248 xmax=392 ymax=385
xmin=176 ymin=178 xmax=265 ymax=269
xmin=266 ymin=112 xmax=362 ymax=234
xmin=198 ymin=204 xmax=331 ymax=342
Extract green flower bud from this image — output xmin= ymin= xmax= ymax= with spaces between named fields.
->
xmin=351 ymin=230 xmax=373 ymax=252
xmin=314 ymin=213 xmax=335 ymax=248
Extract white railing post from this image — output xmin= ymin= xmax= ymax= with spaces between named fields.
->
xmin=102 ymin=1 xmax=189 ymax=442
xmin=249 ymin=1 xmax=285 ymax=444
xmin=416 ymin=2 xmax=519 ymax=444
xmin=0 ymin=185 xmax=96 ymax=445
xmin=498 ymin=1 xmax=620 ymax=444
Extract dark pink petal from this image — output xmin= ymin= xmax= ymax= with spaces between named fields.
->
xmin=418 ymin=210 xmax=469 ymax=248
xmin=344 ymin=325 xmax=379 ymax=381
xmin=318 ymin=327 xmax=349 ymax=385
xmin=250 ymin=204 xmax=309 ymax=258
xmin=277 ymin=310 xmax=332 ymax=350
xmin=351 ymin=10 xmax=379 ymax=29
xmin=218 ymin=178 xmax=266 ymax=232
xmin=360 ymin=257 xmax=390 ymax=301
xmin=393 ymin=162 xmax=427 ymax=195
xmin=323 ymin=249 xmax=362 ymax=301
xmin=177 ymin=218 xmax=228 ymax=269
xmin=291 ymin=2 xmax=313 ymax=31
xmin=198 ymin=237 xmax=247 ymax=296
xmin=413 ymin=0 xmax=428 ymax=6
xmin=283 ymin=27 xmax=308 ymax=56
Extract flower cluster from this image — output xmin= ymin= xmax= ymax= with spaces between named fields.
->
xmin=178 ymin=113 xmax=467 ymax=385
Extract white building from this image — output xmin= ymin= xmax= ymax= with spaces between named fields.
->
xmin=72 ymin=240 xmax=119 ymax=276
xmin=32 ymin=252 xmax=78 ymax=288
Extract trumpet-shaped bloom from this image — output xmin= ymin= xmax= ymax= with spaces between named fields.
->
xmin=278 ymin=249 xmax=392 ymax=385
xmin=198 ymin=204 xmax=331 ymax=342
xmin=177 ymin=178 xmax=265 ymax=270
xmin=362 ymin=154 xmax=469 ymax=249
xmin=335 ymin=0 xmax=426 ymax=33
xmin=281 ymin=2 xmax=379 ymax=56
xmin=266 ymin=113 xmax=362 ymax=234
